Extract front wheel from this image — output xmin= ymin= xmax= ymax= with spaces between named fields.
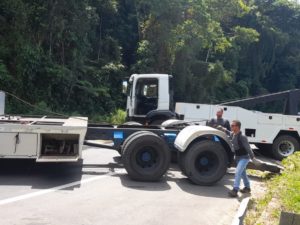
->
xmin=177 ymin=151 xmax=187 ymax=176
xmin=182 ymin=140 xmax=228 ymax=185
xmin=272 ymin=135 xmax=299 ymax=160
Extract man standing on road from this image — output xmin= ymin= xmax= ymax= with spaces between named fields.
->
xmin=227 ymin=120 xmax=255 ymax=197
xmin=207 ymin=107 xmax=231 ymax=132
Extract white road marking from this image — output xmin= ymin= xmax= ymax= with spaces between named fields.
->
xmin=231 ymin=197 xmax=250 ymax=225
xmin=0 ymin=169 xmax=126 ymax=206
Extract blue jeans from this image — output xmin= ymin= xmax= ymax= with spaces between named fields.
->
xmin=234 ymin=158 xmax=250 ymax=190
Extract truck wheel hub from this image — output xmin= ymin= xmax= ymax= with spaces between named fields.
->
xmin=136 ymin=147 xmax=158 ymax=168
xmin=278 ymin=141 xmax=294 ymax=156
xmin=142 ymin=152 xmax=151 ymax=162
xmin=199 ymin=157 xmax=209 ymax=166
xmin=195 ymin=152 xmax=218 ymax=175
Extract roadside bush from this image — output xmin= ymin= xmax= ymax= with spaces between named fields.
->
xmin=107 ymin=109 xmax=126 ymax=125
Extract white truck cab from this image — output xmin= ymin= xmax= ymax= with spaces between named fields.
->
xmin=124 ymin=74 xmax=175 ymax=124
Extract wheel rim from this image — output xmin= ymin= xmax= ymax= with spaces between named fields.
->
xmin=277 ymin=140 xmax=295 ymax=156
xmin=195 ymin=151 xmax=219 ymax=176
xmin=136 ymin=146 xmax=159 ymax=169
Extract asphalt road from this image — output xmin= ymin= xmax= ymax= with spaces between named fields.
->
xmin=0 ymin=147 xmax=262 ymax=225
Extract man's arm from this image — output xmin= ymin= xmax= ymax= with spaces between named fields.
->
xmin=225 ymin=120 xmax=231 ymax=131
xmin=207 ymin=118 xmax=216 ymax=127
xmin=240 ymin=135 xmax=255 ymax=159
xmin=216 ymin=125 xmax=231 ymax=136
xmin=224 ymin=129 xmax=231 ymax=136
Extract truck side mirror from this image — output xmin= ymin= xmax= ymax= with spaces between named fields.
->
xmin=122 ymin=81 xmax=128 ymax=95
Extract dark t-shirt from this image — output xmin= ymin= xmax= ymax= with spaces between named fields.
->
xmin=230 ymin=131 xmax=254 ymax=159
xmin=208 ymin=118 xmax=231 ymax=131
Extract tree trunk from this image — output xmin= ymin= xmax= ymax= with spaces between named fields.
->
xmin=97 ymin=15 xmax=102 ymax=60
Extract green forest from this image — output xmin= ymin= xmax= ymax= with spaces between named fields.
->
xmin=1 ymin=0 xmax=300 ymax=119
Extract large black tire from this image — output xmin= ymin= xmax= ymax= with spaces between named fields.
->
xmin=117 ymin=130 xmax=147 ymax=155
xmin=272 ymin=135 xmax=299 ymax=160
xmin=182 ymin=140 xmax=228 ymax=185
xmin=120 ymin=131 xmax=149 ymax=155
xmin=177 ymin=151 xmax=187 ymax=176
xmin=170 ymin=151 xmax=178 ymax=163
xmin=122 ymin=132 xmax=171 ymax=181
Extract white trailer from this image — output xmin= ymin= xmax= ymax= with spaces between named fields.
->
xmin=0 ymin=91 xmax=88 ymax=162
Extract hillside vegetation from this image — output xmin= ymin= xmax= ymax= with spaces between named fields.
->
xmin=1 ymin=0 xmax=300 ymax=117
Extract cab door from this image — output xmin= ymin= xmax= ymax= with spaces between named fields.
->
xmin=134 ymin=78 xmax=158 ymax=116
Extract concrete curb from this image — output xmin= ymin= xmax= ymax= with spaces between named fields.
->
xmin=231 ymin=197 xmax=250 ymax=225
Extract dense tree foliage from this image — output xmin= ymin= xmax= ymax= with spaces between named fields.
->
xmin=0 ymin=0 xmax=300 ymax=118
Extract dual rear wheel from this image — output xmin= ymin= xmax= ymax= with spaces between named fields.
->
xmin=122 ymin=131 xmax=171 ymax=181
xmin=122 ymin=132 xmax=229 ymax=185
xmin=178 ymin=140 xmax=228 ymax=185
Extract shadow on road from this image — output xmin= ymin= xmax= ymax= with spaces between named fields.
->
xmin=114 ymin=174 xmax=172 ymax=191
xmin=0 ymin=156 xmax=122 ymax=191
xmin=0 ymin=159 xmax=84 ymax=190
xmin=112 ymin=171 xmax=251 ymax=200
xmin=111 ymin=162 xmax=253 ymax=200
xmin=0 ymin=156 xmax=262 ymax=201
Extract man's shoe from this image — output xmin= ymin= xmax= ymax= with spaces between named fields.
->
xmin=240 ymin=187 xmax=251 ymax=194
xmin=228 ymin=189 xmax=238 ymax=197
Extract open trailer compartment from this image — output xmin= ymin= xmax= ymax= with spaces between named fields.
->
xmin=41 ymin=133 xmax=79 ymax=156
xmin=0 ymin=115 xmax=88 ymax=162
